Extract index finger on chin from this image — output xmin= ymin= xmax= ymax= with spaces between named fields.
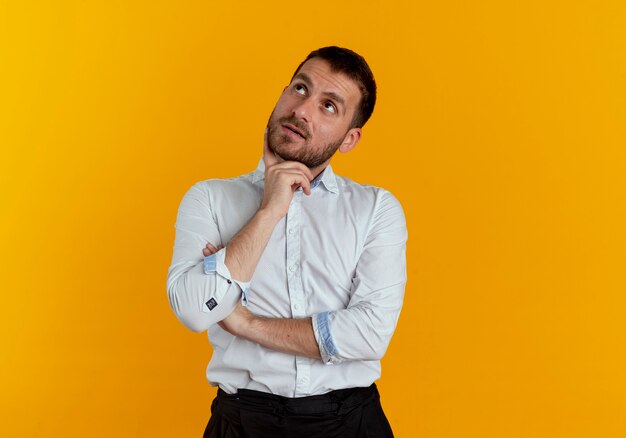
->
xmin=263 ymin=128 xmax=279 ymax=168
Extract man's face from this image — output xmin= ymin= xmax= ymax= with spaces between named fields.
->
xmin=266 ymin=58 xmax=362 ymax=169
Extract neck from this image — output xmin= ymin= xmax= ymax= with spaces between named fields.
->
xmin=309 ymin=161 xmax=330 ymax=182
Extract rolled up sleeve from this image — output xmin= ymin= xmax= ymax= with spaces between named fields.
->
xmin=204 ymin=249 xmax=251 ymax=306
xmin=166 ymin=182 xmax=246 ymax=332
xmin=312 ymin=190 xmax=408 ymax=363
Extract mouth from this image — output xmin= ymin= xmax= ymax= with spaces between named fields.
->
xmin=282 ymin=123 xmax=307 ymax=140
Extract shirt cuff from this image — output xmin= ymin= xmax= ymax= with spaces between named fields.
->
xmin=203 ymin=248 xmax=250 ymax=308
xmin=312 ymin=311 xmax=340 ymax=364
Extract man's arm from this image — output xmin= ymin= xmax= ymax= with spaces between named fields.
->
xmin=215 ymin=189 xmax=407 ymax=363
xmin=202 ymin=242 xmax=320 ymax=359
xmin=168 ymin=131 xmax=314 ymax=333
xmin=217 ymin=303 xmax=321 ymax=359
xmin=202 ymin=135 xmax=406 ymax=362
xmin=316 ymin=190 xmax=407 ymax=363
xmin=166 ymin=184 xmax=244 ymax=332
xmin=207 ymin=139 xmax=314 ymax=282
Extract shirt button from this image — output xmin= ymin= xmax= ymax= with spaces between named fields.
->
xmin=293 ymin=303 xmax=300 ymax=310
xmin=288 ymin=228 xmax=295 ymax=235
xmin=289 ymin=265 xmax=297 ymax=272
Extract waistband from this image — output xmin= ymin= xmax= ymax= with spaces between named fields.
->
xmin=216 ymin=384 xmax=380 ymax=417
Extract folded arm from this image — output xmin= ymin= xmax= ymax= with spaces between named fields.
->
xmin=168 ymin=134 xmax=314 ymax=333
xmin=166 ymin=183 xmax=248 ymax=332
xmin=217 ymin=303 xmax=321 ymax=359
xmin=218 ymin=190 xmax=407 ymax=363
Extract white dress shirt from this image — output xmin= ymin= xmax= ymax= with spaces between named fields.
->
xmin=167 ymin=160 xmax=407 ymax=397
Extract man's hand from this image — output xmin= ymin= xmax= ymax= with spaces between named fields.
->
xmin=202 ymin=242 xmax=223 ymax=258
xmin=218 ymin=303 xmax=254 ymax=335
xmin=261 ymin=127 xmax=313 ymax=220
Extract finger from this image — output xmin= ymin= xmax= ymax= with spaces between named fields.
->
xmin=270 ymin=161 xmax=314 ymax=182
xmin=263 ymin=127 xmax=279 ymax=168
xmin=276 ymin=170 xmax=312 ymax=194
xmin=283 ymin=171 xmax=312 ymax=195
xmin=275 ymin=169 xmax=311 ymax=185
xmin=299 ymin=178 xmax=312 ymax=195
xmin=203 ymin=243 xmax=220 ymax=257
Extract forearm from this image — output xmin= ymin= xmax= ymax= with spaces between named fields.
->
xmin=223 ymin=151 xmax=313 ymax=281
xmin=224 ymin=306 xmax=321 ymax=359
xmin=224 ymin=208 xmax=280 ymax=281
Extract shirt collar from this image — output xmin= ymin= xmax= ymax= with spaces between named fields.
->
xmin=252 ymin=158 xmax=339 ymax=194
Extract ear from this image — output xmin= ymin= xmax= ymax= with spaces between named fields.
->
xmin=338 ymin=128 xmax=362 ymax=154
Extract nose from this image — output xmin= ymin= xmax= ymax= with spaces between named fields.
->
xmin=292 ymin=98 xmax=314 ymax=124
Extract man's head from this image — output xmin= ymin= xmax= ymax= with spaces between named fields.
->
xmin=291 ymin=46 xmax=377 ymax=129
xmin=266 ymin=46 xmax=377 ymax=170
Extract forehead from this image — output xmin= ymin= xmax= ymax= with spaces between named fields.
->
xmin=291 ymin=58 xmax=361 ymax=110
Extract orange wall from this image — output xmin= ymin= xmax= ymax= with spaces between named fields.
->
xmin=2 ymin=1 xmax=625 ymax=436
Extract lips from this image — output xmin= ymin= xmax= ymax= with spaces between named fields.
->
xmin=282 ymin=123 xmax=307 ymax=139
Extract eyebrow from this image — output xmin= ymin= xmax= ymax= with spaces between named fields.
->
xmin=293 ymin=72 xmax=346 ymax=112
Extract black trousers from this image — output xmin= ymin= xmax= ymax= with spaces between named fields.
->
xmin=203 ymin=384 xmax=394 ymax=438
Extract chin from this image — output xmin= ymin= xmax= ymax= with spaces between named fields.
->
xmin=270 ymin=139 xmax=302 ymax=160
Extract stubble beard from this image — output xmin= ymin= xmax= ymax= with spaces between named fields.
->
xmin=267 ymin=114 xmax=344 ymax=169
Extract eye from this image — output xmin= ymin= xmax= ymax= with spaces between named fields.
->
xmin=323 ymin=102 xmax=337 ymax=113
xmin=294 ymin=84 xmax=306 ymax=95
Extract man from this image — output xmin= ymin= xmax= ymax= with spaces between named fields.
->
xmin=167 ymin=46 xmax=407 ymax=437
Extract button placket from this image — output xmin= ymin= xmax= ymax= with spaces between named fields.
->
xmin=294 ymin=357 xmax=311 ymax=396
xmin=286 ymin=192 xmax=305 ymax=318
xmin=286 ymin=192 xmax=311 ymax=396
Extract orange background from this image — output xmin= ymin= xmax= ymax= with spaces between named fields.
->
xmin=2 ymin=1 xmax=625 ymax=437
